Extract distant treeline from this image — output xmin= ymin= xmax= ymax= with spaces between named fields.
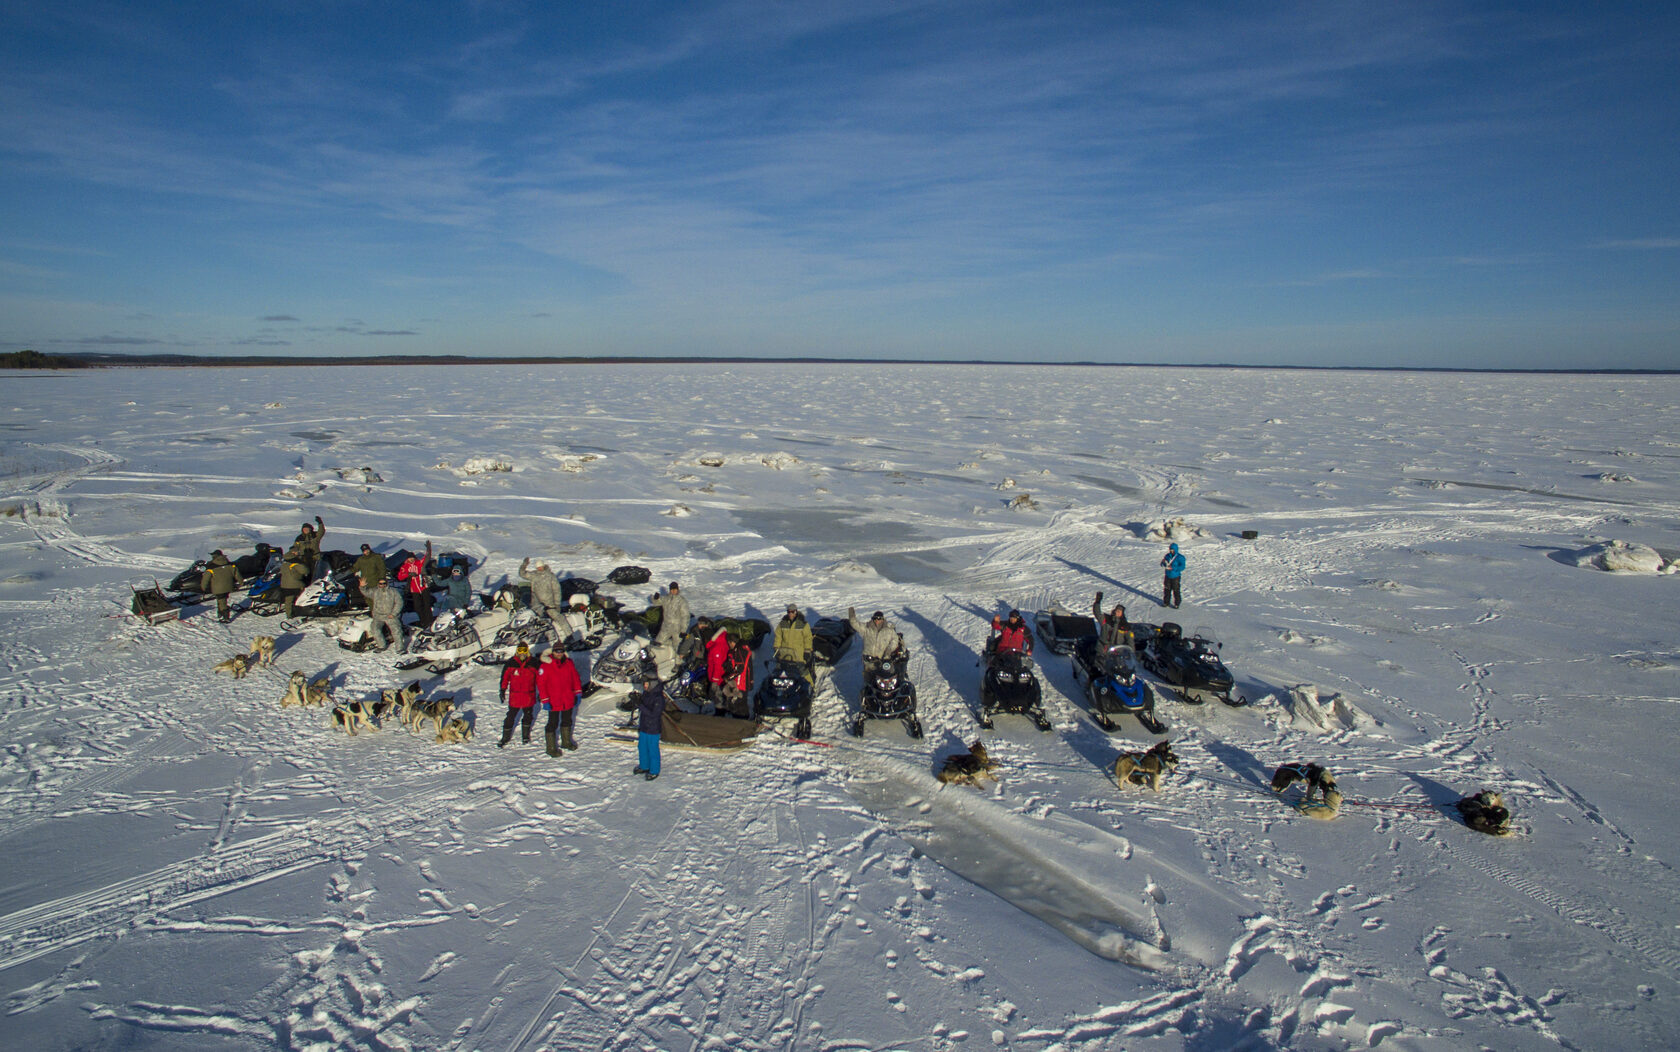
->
xmin=1 ymin=350 xmax=1672 ymax=375
xmin=0 ymin=350 xmax=88 ymax=369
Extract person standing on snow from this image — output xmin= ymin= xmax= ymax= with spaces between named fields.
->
xmin=397 ymin=541 xmax=434 ymax=629
xmin=649 ymin=581 xmax=690 ymax=652
xmin=537 ymin=649 xmax=584 ymax=756
xmin=633 ymin=671 xmax=666 ymax=781
xmin=498 ymin=642 xmax=541 ymax=747
xmin=293 ymin=516 xmax=326 ymax=580
xmin=352 ymin=543 xmax=387 ymax=603
xmin=200 ymin=549 xmax=242 ymax=623
xmin=1160 ymin=542 xmax=1185 ymax=609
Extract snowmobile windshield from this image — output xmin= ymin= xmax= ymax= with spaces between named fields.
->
xmin=1101 ymin=645 xmax=1139 ymax=678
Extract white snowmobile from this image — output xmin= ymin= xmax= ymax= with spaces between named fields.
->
xmin=336 ymin=588 xmax=518 ymax=674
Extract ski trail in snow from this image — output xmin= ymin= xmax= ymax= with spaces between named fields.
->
xmin=0 ymin=784 xmax=498 ymax=971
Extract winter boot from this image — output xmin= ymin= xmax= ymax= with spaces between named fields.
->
xmin=545 ymin=731 xmax=559 ymax=757
xmin=561 ymin=726 xmax=577 ymax=751
xmin=498 ymin=728 xmax=512 ymax=749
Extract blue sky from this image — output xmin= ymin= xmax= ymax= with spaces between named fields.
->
xmin=2 ymin=1 xmax=1676 ymax=368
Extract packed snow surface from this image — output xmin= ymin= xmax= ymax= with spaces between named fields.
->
xmin=1 ymin=363 xmax=1678 ymax=1050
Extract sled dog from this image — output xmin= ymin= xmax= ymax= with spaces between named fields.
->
xmin=1115 ymin=739 xmax=1180 ymax=791
xmin=407 ymin=694 xmax=456 ymax=737
xmin=280 ymin=670 xmax=308 ymax=708
xmin=304 ymin=675 xmax=332 ymax=708
xmin=436 ymin=716 xmax=473 ymax=744
xmin=212 ymin=654 xmax=251 ymax=680
xmin=251 ymin=635 xmax=276 ymax=666
xmin=936 ymin=741 xmax=997 ymax=786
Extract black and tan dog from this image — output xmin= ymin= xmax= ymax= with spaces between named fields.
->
xmin=1271 ymin=762 xmax=1342 ymax=816
xmin=1115 ymin=739 xmax=1180 ymax=791
xmin=936 ymin=741 xmax=997 ymax=786
xmin=406 ymin=694 xmax=456 ymax=737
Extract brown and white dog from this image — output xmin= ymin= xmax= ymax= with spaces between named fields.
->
xmin=251 ymin=635 xmax=277 ymax=666
xmin=280 ymin=670 xmax=308 ymax=707
xmin=212 ymin=654 xmax=251 ymax=680
xmin=936 ymin=741 xmax=997 ymax=786
xmin=304 ymin=676 xmax=332 ymax=708
xmin=1115 ymin=739 xmax=1180 ymax=791
xmin=436 ymin=716 xmax=473 ymax=744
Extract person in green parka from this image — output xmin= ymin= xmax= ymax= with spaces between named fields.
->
xmin=293 ymin=515 xmax=326 ymax=579
xmin=774 ymin=603 xmax=814 ymax=682
xmin=278 ymin=544 xmax=313 ymax=618
xmin=199 ymin=550 xmax=242 ymax=623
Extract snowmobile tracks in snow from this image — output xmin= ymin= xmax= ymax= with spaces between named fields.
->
xmin=0 ymin=785 xmax=497 ymax=972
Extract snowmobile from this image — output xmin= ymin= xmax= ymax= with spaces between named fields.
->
xmin=271 ymin=565 xmax=362 ymax=628
xmin=978 ymin=636 xmax=1051 ymax=731
xmin=592 ymin=635 xmax=679 ymax=696
xmin=469 ymin=607 xmax=562 ymax=666
xmin=1136 ymin=622 xmax=1246 ymax=706
xmin=811 ymin=616 xmax=855 ymax=665
xmin=166 ymin=542 xmax=280 ymax=599
xmin=1033 ymin=604 xmax=1098 ymax=656
xmin=849 ymin=638 xmax=921 ymax=738
xmin=338 ymin=588 xmax=518 ymax=673
xmin=1071 ymin=640 xmax=1166 ymax=733
xmin=754 ymin=658 xmax=815 ymax=739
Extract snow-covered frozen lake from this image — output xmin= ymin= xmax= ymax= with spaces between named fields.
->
xmin=1 ymin=363 xmax=1677 ymax=1050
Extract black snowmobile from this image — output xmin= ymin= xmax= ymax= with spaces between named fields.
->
xmin=754 ymin=658 xmax=815 ymax=739
xmin=1135 ymin=622 xmax=1246 ymax=706
xmin=978 ymin=636 xmax=1051 ymax=731
xmin=167 ymin=542 xmax=280 ymax=599
xmin=850 ymin=636 xmax=922 ymax=738
xmin=1071 ymin=640 xmax=1166 ymax=733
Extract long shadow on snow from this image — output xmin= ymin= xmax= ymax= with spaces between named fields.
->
xmin=897 ymin=606 xmax=987 ymax=750
xmin=1053 ymin=555 xmax=1155 ymax=607
xmin=1198 ymin=738 xmax=1272 ymax=791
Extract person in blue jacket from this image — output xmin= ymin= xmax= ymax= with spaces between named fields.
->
xmin=1160 ymin=542 xmax=1185 ymax=609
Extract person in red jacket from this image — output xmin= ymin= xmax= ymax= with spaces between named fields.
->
xmin=397 ymin=540 xmax=435 ymax=630
xmin=704 ymin=624 xmax=732 ymax=706
xmin=499 ymin=642 xmax=540 ymax=747
xmin=718 ymin=637 xmax=754 ymax=718
xmin=990 ymin=609 xmax=1033 ymax=655
xmin=537 ymin=649 xmax=584 ymax=756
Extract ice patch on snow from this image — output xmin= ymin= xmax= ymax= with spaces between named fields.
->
xmin=1289 ymin=684 xmax=1376 ymax=734
xmin=1567 ymin=540 xmax=1670 ymax=574
xmin=460 ymin=456 xmax=514 ymax=475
